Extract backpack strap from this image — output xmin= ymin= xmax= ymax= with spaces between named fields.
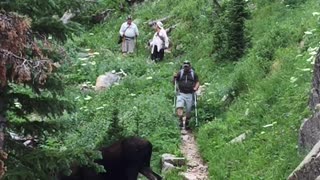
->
xmin=179 ymin=69 xmax=194 ymax=80
xmin=180 ymin=69 xmax=184 ymax=79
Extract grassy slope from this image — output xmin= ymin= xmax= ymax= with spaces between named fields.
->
xmin=197 ymin=0 xmax=320 ymax=179
xmin=58 ymin=0 xmax=320 ymax=179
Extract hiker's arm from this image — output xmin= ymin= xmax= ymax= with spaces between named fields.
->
xmin=164 ymin=31 xmax=169 ymax=49
xmin=149 ymin=33 xmax=157 ymax=46
xmin=119 ymin=25 xmax=124 ymax=36
xmin=194 ymin=81 xmax=200 ymax=91
xmin=135 ymin=24 xmax=139 ymax=37
xmin=119 ymin=24 xmax=125 ymax=36
xmin=173 ymin=72 xmax=180 ymax=84
xmin=193 ymin=73 xmax=200 ymax=91
xmin=160 ymin=30 xmax=169 ymax=49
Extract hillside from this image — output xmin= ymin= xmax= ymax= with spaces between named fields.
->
xmin=2 ymin=0 xmax=320 ymax=179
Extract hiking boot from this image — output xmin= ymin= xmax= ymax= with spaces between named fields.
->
xmin=178 ymin=117 xmax=184 ymax=128
xmin=185 ymin=120 xmax=190 ymax=130
xmin=179 ymin=120 xmax=183 ymax=128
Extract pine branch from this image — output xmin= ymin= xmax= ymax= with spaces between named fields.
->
xmin=9 ymin=93 xmax=74 ymax=117
xmin=0 ymin=48 xmax=56 ymax=89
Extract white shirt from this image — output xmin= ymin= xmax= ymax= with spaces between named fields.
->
xmin=150 ymin=28 xmax=169 ymax=52
xmin=119 ymin=22 xmax=139 ymax=38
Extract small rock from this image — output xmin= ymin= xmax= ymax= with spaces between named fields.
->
xmin=187 ymin=162 xmax=198 ymax=168
xmin=229 ymin=133 xmax=246 ymax=144
xmin=182 ymin=173 xmax=197 ymax=180
xmin=162 ymin=161 xmax=175 ymax=173
xmin=181 ymin=130 xmax=188 ymax=135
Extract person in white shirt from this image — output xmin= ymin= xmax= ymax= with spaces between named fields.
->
xmin=149 ymin=21 xmax=169 ymax=62
xmin=119 ymin=15 xmax=139 ymax=55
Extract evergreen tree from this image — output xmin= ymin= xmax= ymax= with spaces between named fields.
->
xmin=212 ymin=0 xmax=250 ymax=62
xmin=0 ymin=11 xmax=75 ymax=179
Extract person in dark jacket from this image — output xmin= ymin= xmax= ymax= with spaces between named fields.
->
xmin=173 ymin=61 xmax=199 ymax=129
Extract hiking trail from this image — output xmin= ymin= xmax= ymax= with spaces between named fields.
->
xmin=180 ymin=129 xmax=209 ymax=180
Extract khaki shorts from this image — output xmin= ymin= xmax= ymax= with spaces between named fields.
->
xmin=176 ymin=92 xmax=193 ymax=113
xmin=122 ymin=38 xmax=135 ymax=53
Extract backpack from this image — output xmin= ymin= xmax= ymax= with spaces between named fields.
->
xmin=179 ymin=68 xmax=194 ymax=80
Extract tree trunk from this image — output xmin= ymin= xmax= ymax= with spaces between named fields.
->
xmin=0 ymin=113 xmax=7 ymax=178
xmin=213 ymin=0 xmax=222 ymax=17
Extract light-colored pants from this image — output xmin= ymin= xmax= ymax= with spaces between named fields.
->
xmin=176 ymin=93 xmax=194 ymax=113
xmin=122 ymin=38 xmax=135 ymax=53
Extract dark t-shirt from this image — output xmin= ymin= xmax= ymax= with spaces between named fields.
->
xmin=176 ymin=70 xmax=199 ymax=93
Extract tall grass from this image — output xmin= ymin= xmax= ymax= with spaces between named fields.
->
xmin=51 ymin=0 xmax=320 ymax=179
xmin=197 ymin=0 xmax=320 ymax=179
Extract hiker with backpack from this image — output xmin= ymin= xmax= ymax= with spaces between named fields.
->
xmin=148 ymin=21 xmax=169 ymax=62
xmin=119 ymin=15 xmax=139 ymax=56
xmin=173 ymin=61 xmax=200 ymax=129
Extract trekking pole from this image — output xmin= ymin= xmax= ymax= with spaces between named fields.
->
xmin=136 ymin=36 xmax=138 ymax=56
xmin=194 ymin=93 xmax=198 ymax=127
xmin=173 ymin=80 xmax=177 ymax=114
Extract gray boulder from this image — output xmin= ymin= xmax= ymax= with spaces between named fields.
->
xmin=95 ymin=72 xmax=120 ymax=91
xmin=288 ymin=140 xmax=320 ymax=180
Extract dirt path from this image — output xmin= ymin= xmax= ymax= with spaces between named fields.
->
xmin=180 ymin=129 xmax=209 ymax=180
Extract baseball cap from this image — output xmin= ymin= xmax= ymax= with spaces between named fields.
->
xmin=183 ymin=61 xmax=191 ymax=67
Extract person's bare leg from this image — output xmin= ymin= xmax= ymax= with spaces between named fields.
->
xmin=176 ymin=108 xmax=184 ymax=127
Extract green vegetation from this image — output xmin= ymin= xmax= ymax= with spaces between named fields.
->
xmin=2 ymin=0 xmax=320 ymax=179
xmin=197 ymin=0 xmax=319 ymax=179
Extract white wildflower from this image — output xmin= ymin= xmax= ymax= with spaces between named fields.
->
xmin=60 ymin=146 xmax=67 ymax=151
xmin=14 ymin=101 xmax=22 ymax=108
xmin=245 ymin=108 xmax=249 ymax=116
xmin=300 ymin=68 xmax=311 ymax=72
xmin=304 ymin=31 xmax=313 ymax=35
xmin=221 ymin=95 xmax=227 ymax=102
xmin=307 ymin=56 xmax=314 ymax=62
xmin=84 ymin=96 xmax=92 ymax=100
xmin=290 ymin=77 xmax=297 ymax=83
xmin=313 ymin=12 xmax=320 ymax=16
xmin=78 ymin=57 xmax=88 ymax=61
xmin=263 ymin=124 xmax=273 ymax=128
xmin=307 ymin=47 xmax=318 ymax=52
xmin=309 ymin=51 xmax=317 ymax=56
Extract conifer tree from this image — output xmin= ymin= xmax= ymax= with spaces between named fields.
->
xmin=212 ymin=0 xmax=249 ymax=61
xmin=0 ymin=11 xmax=74 ymax=179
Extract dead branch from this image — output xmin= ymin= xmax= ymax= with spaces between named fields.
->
xmin=60 ymin=10 xmax=75 ymax=24
xmin=146 ymin=16 xmax=172 ymax=26
xmin=91 ymin=9 xmax=115 ymax=24
xmin=166 ymin=23 xmax=179 ymax=35
xmin=0 ymin=48 xmax=53 ymax=85
xmin=0 ymin=115 xmax=7 ymax=179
